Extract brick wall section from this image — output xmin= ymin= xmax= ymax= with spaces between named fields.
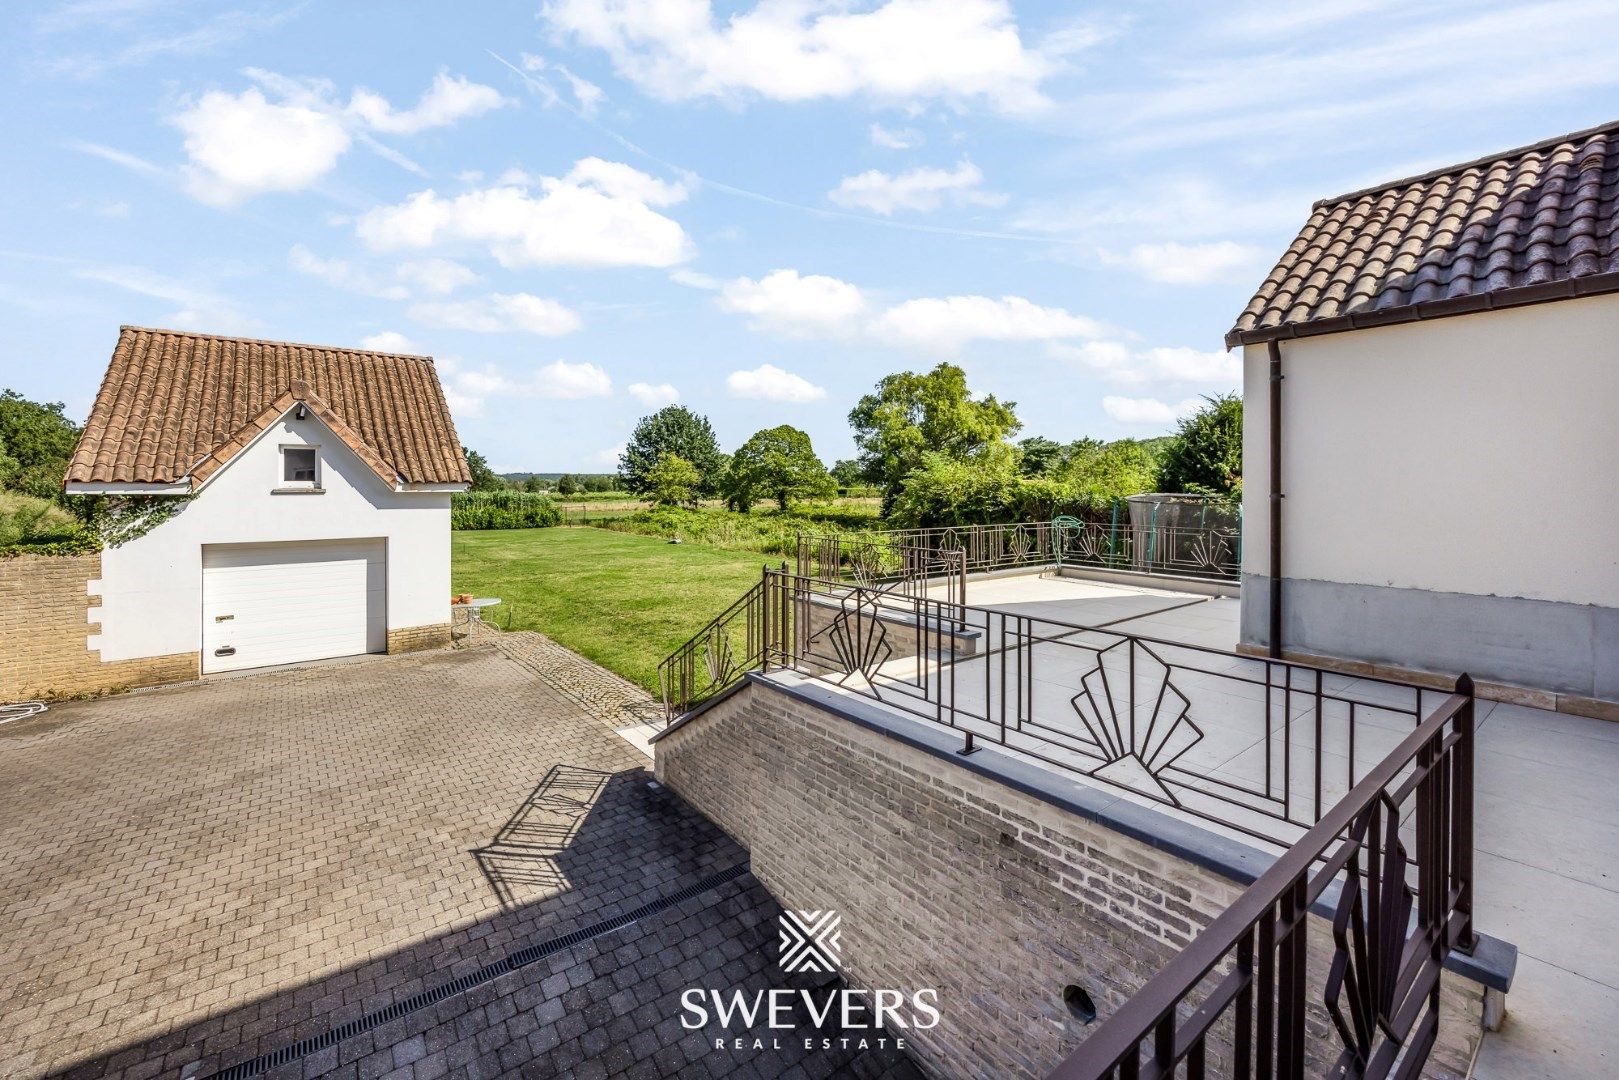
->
xmin=0 ymin=552 xmax=197 ymax=700
xmin=387 ymin=622 xmax=451 ymax=654
xmin=655 ymin=678 xmax=1487 ymax=1079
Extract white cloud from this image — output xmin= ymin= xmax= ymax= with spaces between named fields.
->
xmin=529 ymin=359 xmax=613 ymax=398
xmin=347 ymin=72 xmax=508 ymax=134
xmin=360 ymin=331 xmax=420 ymax=353
xmin=169 ymin=70 xmax=506 ymax=206
xmin=628 ymin=381 xmax=680 ymax=407
xmin=1102 ymin=395 xmax=1204 ymax=426
xmin=717 ymin=269 xmax=866 ymax=337
xmin=872 ymin=294 xmax=1103 ymax=353
xmin=356 ymin=158 xmax=692 ymax=269
xmin=73 ymin=262 xmax=261 ymax=335
xmin=712 ymin=269 xmax=1113 ymax=357
xmin=68 ymin=197 xmax=132 ymax=218
xmin=1060 ymin=2 xmax=1619 ymax=159
xmin=542 ymin=0 xmax=1056 ymax=114
xmin=828 ymin=159 xmax=1005 ymax=216
xmin=1102 ymin=240 xmax=1265 ymax=286
xmin=395 ymin=258 xmax=479 ymax=295
xmin=408 ymin=293 xmax=583 ymax=336
xmin=869 ymin=122 xmax=923 ymax=149
xmin=173 ymin=87 xmax=351 ymax=206
xmin=725 ymin=364 xmax=826 ymax=403
xmin=288 ymin=245 xmax=410 ymax=300
xmin=1054 ymin=342 xmax=1239 ymax=387
xmin=669 ymin=268 xmax=721 ymax=290
xmin=437 ymin=355 xmax=613 ymax=416
xmin=520 ymin=53 xmax=608 ymax=116
xmin=66 ymin=139 xmax=164 ymax=176
xmin=291 ymin=247 xmax=481 ymax=300
xmin=594 ymin=442 xmax=628 ymax=466
xmin=1011 ymin=177 xmax=1312 ymax=247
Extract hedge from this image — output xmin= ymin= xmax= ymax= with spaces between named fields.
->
xmin=451 ymin=490 xmax=563 ymax=530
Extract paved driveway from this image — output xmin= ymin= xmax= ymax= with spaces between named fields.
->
xmin=0 ymin=637 xmax=917 ymax=1080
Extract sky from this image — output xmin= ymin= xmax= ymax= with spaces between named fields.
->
xmin=3 ymin=1 xmax=1617 ymax=473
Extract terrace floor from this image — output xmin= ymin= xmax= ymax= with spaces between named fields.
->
xmin=913 ymin=569 xmax=1617 ymax=1078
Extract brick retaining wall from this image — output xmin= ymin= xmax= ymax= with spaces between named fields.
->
xmin=654 ymin=675 xmax=1487 ymax=1079
xmin=0 ymin=552 xmax=197 ymax=700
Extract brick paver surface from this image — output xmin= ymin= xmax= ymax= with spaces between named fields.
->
xmin=0 ymin=637 xmax=918 ymax=1079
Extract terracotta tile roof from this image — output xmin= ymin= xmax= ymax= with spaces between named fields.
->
xmin=67 ymin=327 xmax=472 ymax=488
xmin=1227 ymin=120 xmax=1619 ymax=347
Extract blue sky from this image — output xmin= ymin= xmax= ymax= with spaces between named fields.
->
xmin=4 ymin=1 xmax=1617 ymax=472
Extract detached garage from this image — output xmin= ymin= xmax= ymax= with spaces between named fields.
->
xmin=64 ymin=327 xmax=471 ymax=678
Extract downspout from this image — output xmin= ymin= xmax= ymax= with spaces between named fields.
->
xmin=1268 ymin=338 xmax=1284 ymax=659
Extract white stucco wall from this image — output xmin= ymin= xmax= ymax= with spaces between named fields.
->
xmin=1241 ymin=294 xmax=1619 ymax=609
xmin=92 ymin=411 xmax=452 ymax=662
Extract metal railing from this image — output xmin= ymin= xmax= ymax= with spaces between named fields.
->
xmin=660 ymin=567 xmax=1476 ymax=1078
xmin=664 ymin=568 xmax=1453 ymax=850
xmin=1054 ymin=516 xmax=1241 ymax=581
xmin=795 ymin=533 xmax=970 ymax=607
xmin=1049 ymin=677 xmax=1476 ymax=1079
xmin=658 ymin=577 xmax=773 ymax=719
xmin=798 ymin=522 xmax=1056 ymax=583
xmin=798 ymin=517 xmax=1241 ymax=588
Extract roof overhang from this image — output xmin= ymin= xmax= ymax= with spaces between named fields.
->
xmin=1227 ymin=258 xmax=1619 ymax=349
xmin=63 ymin=481 xmax=191 ymax=495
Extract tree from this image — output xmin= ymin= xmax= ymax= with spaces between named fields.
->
xmin=830 ymin=459 xmax=864 ymax=491
xmin=521 ymin=475 xmax=548 ymax=493
xmin=1017 ymin=436 xmax=1065 ymax=477
xmin=848 ymin=363 xmax=1020 ymax=511
xmin=0 ymin=390 xmax=81 ymax=498
xmin=723 ymin=425 xmax=837 ymax=512
xmin=1156 ymin=393 xmax=1243 ymax=500
xmin=557 ymin=473 xmax=580 ymax=496
xmin=645 ymin=453 xmax=701 ymax=508
xmin=1059 ymin=438 xmax=1161 ymax=507
xmin=619 ymin=406 xmax=726 ymax=498
xmin=463 ymin=448 xmax=505 ymax=492
xmin=886 ymin=448 xmax=1021 ymax=528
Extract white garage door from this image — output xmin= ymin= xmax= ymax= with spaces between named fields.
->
xmin=202 ymin=539 xmax=386 ymax=673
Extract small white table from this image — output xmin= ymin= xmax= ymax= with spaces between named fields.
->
xmin=451 ymin=597 xmax=502 ymax=637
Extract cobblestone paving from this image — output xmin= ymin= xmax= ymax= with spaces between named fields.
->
xmin=478 ymin=626 xmax=666 ymax=735
xmin=0 ymin=640 xmax=918 ymax=1079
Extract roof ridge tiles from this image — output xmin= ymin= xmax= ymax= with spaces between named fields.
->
xmin=1315 ymin=119 xmax=1619 ymax=209
xmin=117 ymin=325 xmax=436 ymax=362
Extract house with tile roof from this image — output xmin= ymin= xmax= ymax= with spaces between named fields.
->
xmin=1231 ymin=121 xmax=1619 ymax=718
xmin=64 ymin=326 xmax=471 ymax=676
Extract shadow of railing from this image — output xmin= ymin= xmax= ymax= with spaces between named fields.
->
xmin=471 ymin=765 xmax=614 ymax=910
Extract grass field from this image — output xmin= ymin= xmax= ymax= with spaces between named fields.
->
xmin=451 ymin=527 xmax=774 ymax=696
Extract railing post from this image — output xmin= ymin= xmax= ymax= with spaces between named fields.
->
xmin=1455 ymin=671 xmax=1478 ymax=953
xmin=760 ymin=564 xmax=774 ymax=674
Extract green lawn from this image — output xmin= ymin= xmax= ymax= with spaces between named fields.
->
xmin=451 ymin=527 xmax=776 ymax=695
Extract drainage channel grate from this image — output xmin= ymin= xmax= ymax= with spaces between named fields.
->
xmin=203 ymin=862 xmax=751 ymax=1080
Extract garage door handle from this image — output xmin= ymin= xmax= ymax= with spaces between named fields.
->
xmin=215 ymin=614 xmax=234 ymax=622
xmin=214 ymin=646 xmax=236 ymax=657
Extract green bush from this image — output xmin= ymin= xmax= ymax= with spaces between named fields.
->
xmin=0 ymin=491 xmax=97 ymax=557
xmin=1156 ymin=393 xmax=1242 ymax=501
xmin=451 ymin=490 xmax=563 ymax=530
xmin=592 ymin=504 xmax=883 ymax=555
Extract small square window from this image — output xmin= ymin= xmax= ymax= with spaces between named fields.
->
xmin=283 ymin=446 xmax=318 ymax=485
